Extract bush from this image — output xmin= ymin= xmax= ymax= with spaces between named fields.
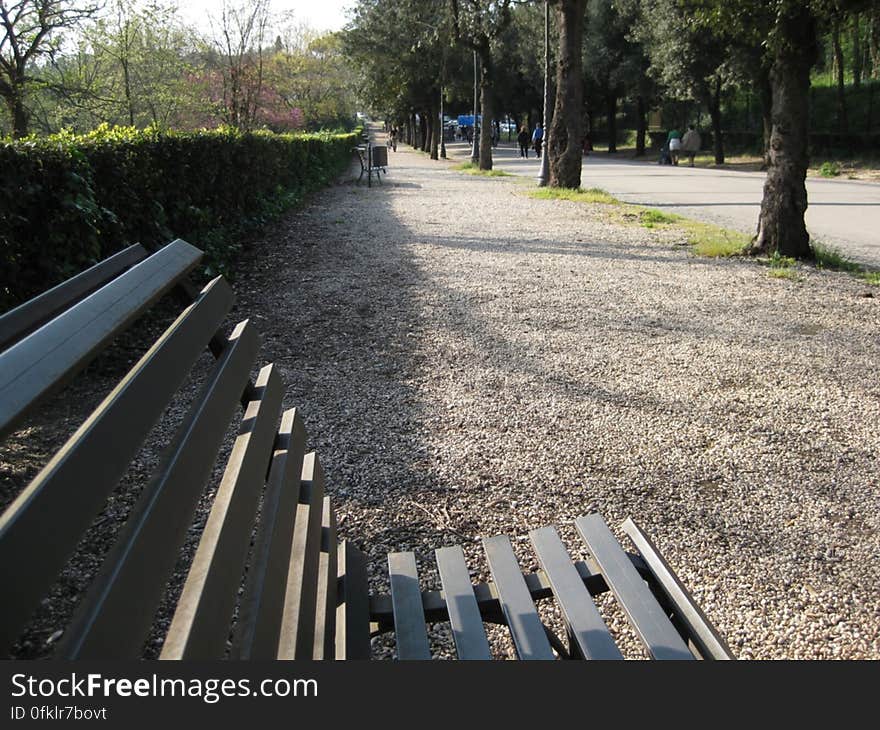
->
xmin=0 ymin=124 xmax=359 ymax=310
xmin=818 ymin=160 xmax=841 ymax=177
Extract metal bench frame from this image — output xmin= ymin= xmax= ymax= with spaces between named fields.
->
xmin=355 ymin=143 xmax=387 ymax=187
xmin=0 ymin=241 xmax=734 ymax=661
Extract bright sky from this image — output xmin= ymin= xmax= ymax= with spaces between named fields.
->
xmin=175 ymin=0 xmax=355 ymax=35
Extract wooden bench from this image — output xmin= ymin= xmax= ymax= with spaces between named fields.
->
xmin=0 ymin=240 xmax=734 ymax=660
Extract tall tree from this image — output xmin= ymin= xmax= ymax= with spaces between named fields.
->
xmin=344 ymin=0 xmax=451 ymax=149
xmin=547 ymin=0 xmax=585 ymax=187
xmin=451 ymin=0 xmax=514 ymax=170
xmin=830 ymin=9 xmax=849 ymax=133
xmin=207 ymin=0 xmax=271 ymax=131
xmin=0 ymin=0 xmax=101 ymax=137
xmin=636 ymin=0 xmax=731 ymax=164
xmin=75 ymin=1 xmax=198 ymax=130
xmin=749 ymin=1 xmax=819 ymax=258
xmin=584 ymin=0 xmax=651 ymax=156
xmin=266 ymin=31 xmax=356 ymax=131
xmin=491 ymin=2 xmax=546 ymax=133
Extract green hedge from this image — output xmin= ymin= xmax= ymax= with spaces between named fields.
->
xmin=0 ymin=124 xmax=359 ymax=311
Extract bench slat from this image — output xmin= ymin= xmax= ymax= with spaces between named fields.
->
xmin=0 ymin=244 xmax=149 ymax=350
xmin=231 ymin=408 xmax=308 ymax=660
xmin=0 ymin=276 xmax=234 ymax=655
xmin=277 ymin=452 xmax=326 ymax=659
xmin=312 ymin=496 xmax=338 ymax=660
xmin=575 ymin=514 xmax=694 ymax=660
xmin=160 ymin=363 xmax=285 ymax=659
xmin=529 ymin=526 xmax=622 ymax=660
xmin=388 ymin=552 xmax=431 ymax=660
xmin=56 ymin=320 xmax=260 ymax=659
xmin=435 ymin=545 xmax=491 ymax=660
xmin=335 ymin=540 xmax=371 ymax=660
xmin=482 ymin=535 xmax=555 ymax=660
xmin=621 ymin=518 xmax=734 ymax=660
xmin=0 ymin=239 xmax=203 ymax=439
xmin=368 ymin=560 xmax=610 ymax=626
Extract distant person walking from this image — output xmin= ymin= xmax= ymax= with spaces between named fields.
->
xmin=681 ymin=125 xmax=701 ymax=167
xmin=532 ymin=123 xmax=544 ymax=158
xmin=667 ymin=127 xmax=682 ymax=166
xmin=582 ymin=133 xmax=593 ymax=156
xmin=517 ymin=125 xmax=530 ymax=158
xmin=389 ymin=126 xmax=398 ymax=151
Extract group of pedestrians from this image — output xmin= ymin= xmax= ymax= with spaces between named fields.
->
xmin=661 ymin=124 xmax=701 ymax=166
xmin=516 ymin=123 xmax=544 ymax=158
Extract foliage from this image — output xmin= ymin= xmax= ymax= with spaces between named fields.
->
xmin=1 ymin=1 xmax=358 ymax=137
xmin=27 ymin=0 xmax=207 ymax=134
xmin=819 ymin=160 xmax=842 ymax=175
xmin=266 ymin=32 xmax=357 ymax=131
xmin=583 ymin=0 xmax=651 ymax=112
xmin=344 ymin=0 xmax=452 ymax=121
xmin=0 ymin=0 xmax=103 ymax=137
xmin=0 ymin=124 xmax=358 ymax=310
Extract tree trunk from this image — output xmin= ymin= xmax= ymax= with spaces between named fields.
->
xmin=709 ymin=76 xmax=725 ymax=164
xmin=750 ymin=4 xmax=817 ymax=259
xmin=832 ymin=18 xmax=849 ymax=134
xmin=429 ymin=102 xmax=439 ymax=160
xmin=10 ymin=92 xmax=29 ymax=139
xmin=426 ymin=111 xmax=433 ymax=152
xmin=635 ymin=95 xmax=647 ymax=157
xmin=607 ymin=94 xmax=618 ymax=153
xmin=759 ymin=65 xmax=773 ymax=170
xmin=548 ymin=0 xmax=587 ymax=188
xmin=2 ymin=71 xmax=30 ymax=138
xmin=853 ymin=13 xmax=863 ymax=89
xmin=122 ymin=58 xmax=135 ymax=127
xmin=420 ymin=112 xmax=429 ymax=152
xmin=870 ymin=3 xmax=880 ymax=79
xmin=478 ymin=48 xmax=494 ymax=170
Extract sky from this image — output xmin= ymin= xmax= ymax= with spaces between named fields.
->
xmin=175 ymin=0 xmax=356 ymax=35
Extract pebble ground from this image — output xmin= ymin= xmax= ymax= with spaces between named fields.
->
xmin=226 ymin=133 xmax=880 ymax=660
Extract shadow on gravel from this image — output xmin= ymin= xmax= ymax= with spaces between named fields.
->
xmin=417 ymin=231 xmax=685 ymax=265
xmin=3 ymin=140 xmax=875 ymax=659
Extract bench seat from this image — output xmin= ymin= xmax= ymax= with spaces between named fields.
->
xmin=0 ymin=240 xmax=733 ymax=660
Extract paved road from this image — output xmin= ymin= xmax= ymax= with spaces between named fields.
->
xmin=447 ymin=141 xmax=880 ymax=269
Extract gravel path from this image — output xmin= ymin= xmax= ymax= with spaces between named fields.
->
xmin=226 ymin=131 xmax=879 ymax=660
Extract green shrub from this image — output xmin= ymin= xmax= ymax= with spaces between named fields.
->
xmin=0 ymin=124 xmax=358 ymax=310
xmin=818 ymin=161 xmax=841 ymax=177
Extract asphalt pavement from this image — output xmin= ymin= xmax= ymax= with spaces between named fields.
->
xmin=447 ymin=140 xmax=880 ymax=269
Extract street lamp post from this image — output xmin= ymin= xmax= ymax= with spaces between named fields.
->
xmin=440 ymin=86 xmax=446 ymax=158
xmin=538 ymin=0 xmax=551 ymax=186
xmin=414 ymin=18 xmax=448 ymax=161
xmin=471 ymin=50 xmax=480 ymax=164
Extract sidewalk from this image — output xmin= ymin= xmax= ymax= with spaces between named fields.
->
xmin=229 ymin=140 xmax=880 ymax=659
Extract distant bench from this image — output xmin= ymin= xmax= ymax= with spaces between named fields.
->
xmin=0 ymin=240 xmax=733 ymax=660
xmin=355 ymin=143 xmax=388 ymax=186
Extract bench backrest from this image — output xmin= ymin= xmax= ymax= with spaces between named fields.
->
xmin=1 ymin=240 xmax=371 ymax=660
xmin=371 ymin=145 xmax=388 ymax=167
